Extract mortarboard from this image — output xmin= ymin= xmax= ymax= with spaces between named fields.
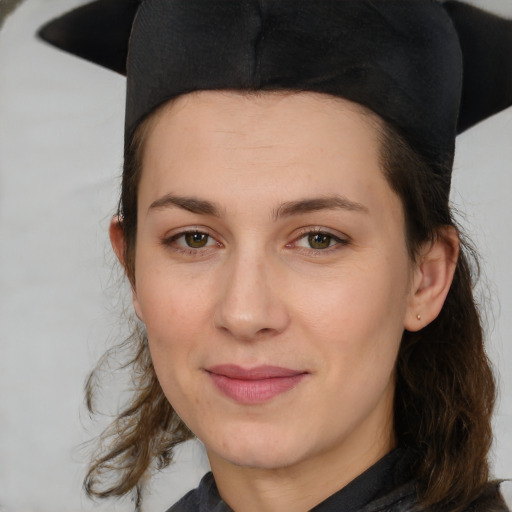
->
xmin=38 ymin=0 xmax=512 ymax=177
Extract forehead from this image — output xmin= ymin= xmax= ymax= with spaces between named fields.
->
xmin=146 ymin=90 xmax=379 ymax=137
xmin=141 ymin=90 xmax=382 ymax=172
xmin=137 ymin=90 xmax=397 ymax=218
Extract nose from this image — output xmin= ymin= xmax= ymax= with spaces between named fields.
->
xmin=214 ymin=251 xmax=291 ymax=341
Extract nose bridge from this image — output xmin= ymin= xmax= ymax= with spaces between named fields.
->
xmin=214 ymin=243 xmax=289 ymax=340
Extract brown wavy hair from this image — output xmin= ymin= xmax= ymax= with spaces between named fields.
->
xmin=83 ymin=95 xmax=497 ymax=511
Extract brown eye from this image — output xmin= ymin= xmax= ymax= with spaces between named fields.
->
xmin=184 ymin=232 xmax=210 ymax=248
xmin=308 ymin=233 xmax=333 ymax=250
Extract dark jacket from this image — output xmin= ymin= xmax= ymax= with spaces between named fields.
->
xmin=166 ymin=449 xmax=509 ymax=512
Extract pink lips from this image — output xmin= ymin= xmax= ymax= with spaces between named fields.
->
xmin=206 ymin=365 xmax=308 ymax=404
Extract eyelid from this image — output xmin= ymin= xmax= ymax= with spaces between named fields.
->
xmin=287 ymin=227 xmax=350 ymax=251
xmin=163 ymin=225 xmax=218 ymax=240
xmin=161 ymin=227 xmax=223 ymax=254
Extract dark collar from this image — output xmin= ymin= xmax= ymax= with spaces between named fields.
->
xmin=167 ymin=448 xmax=416 ymax=512
xmin=311 ymin=449 xmax=413 ymax=512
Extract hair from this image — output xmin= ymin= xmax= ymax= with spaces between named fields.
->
xmin=83 ymin=92 xmax=497 ymax=512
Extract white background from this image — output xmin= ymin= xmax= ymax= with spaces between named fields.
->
xmin=0 ymin=1 xmax=511 ymax=511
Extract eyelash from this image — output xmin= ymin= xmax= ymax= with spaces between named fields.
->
xmin=162 ymin=227 xmax=349 ymax=256
xmin=288 ymin=228 xmax=349 ymax=254
xmin=162 ymin=229 xmax=222 ymax=256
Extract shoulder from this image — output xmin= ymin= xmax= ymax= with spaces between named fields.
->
xmin=165 ymin=487 xmax=201 ymax=512
xmin=363 ymin=482 xmax=510 ymax=512
xmin=165 ymin=475 xmax=510 ymax=512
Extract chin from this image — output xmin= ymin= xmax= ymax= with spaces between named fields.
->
xmin=217 ymin=446 xmax=300 ymax=470
xmin=204 ymin=425 xmax=315 ymax=470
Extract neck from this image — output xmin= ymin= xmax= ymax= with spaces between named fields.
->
xmin=208 ymin=422 xmax=396 ymax=512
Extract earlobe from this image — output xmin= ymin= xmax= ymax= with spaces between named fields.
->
xmin=109 ymin=216 xmax=145 ymax=323
xmin=404 ymin=227 xmax=459 ymax=332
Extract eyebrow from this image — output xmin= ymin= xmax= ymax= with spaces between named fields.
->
xmin=148 ymin=193 xmax=368 ymax=218
xmin=148 ymin=194 xmax=222 ymax=216
xmin=273 ymin=195 xmax=369 ymax=219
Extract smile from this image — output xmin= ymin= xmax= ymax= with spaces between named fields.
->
xmin=205 ymin=365 xmax=309 ymax=405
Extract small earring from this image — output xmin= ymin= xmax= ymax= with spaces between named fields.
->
xmin=417 ymin=314 xmax=422 ymax=321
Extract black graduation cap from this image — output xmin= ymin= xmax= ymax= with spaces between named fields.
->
xmin=38 ymin=0 xmax=512 ymax=173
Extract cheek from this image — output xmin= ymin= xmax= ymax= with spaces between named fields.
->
xmin=132 ymin=250 xmax=215 ymax=368
xmin=136 ymin=277 xmax=212 ymax=346
xmin=295 ymin=256 xmax=409 ymax=336
xmin=134 ymin=271 xmax=214 ymax=420
xmin=135 ymin=234 xmax=215 ymax=314
xmin=293 ymin=255 xmax=410 ymax=387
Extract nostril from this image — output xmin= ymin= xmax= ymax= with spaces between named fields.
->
xmin=255 ymin=327 xmax=274 ymax=337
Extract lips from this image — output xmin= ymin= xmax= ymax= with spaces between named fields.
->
xmin=205 ymin=365 xmax=308 ymax=404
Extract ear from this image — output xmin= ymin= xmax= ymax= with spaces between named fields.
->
xmin=109 ymin=216 xmax=145 ymax=323
xmin=109 ymin=215 xmax=126 ymax=267
xmin=404 ymin=226 xmax=459 ymax=332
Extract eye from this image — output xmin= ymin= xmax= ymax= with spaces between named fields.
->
xmin=291 ymin=229 xmax=348 ymax=251
xmin=183 ymin=231 xmax=211 ymax=248
xmin=164 ymin=230 xmax=219 ymax=251
xmin=306 ymin=233 xmax=336 ymax=250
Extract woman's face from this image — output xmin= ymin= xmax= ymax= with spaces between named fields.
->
xmin=131 ymin=91 xmax=417 ymax=474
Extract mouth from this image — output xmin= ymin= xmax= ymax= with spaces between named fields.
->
xmin=205 ymin=364 xmax=309 ymax=404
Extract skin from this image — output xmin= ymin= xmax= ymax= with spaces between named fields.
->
xmin=110 ymin=91 xmax=458 ymax=512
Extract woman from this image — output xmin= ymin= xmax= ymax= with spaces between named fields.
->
xmin=39 ymin=1 xmax=512 ymax=511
